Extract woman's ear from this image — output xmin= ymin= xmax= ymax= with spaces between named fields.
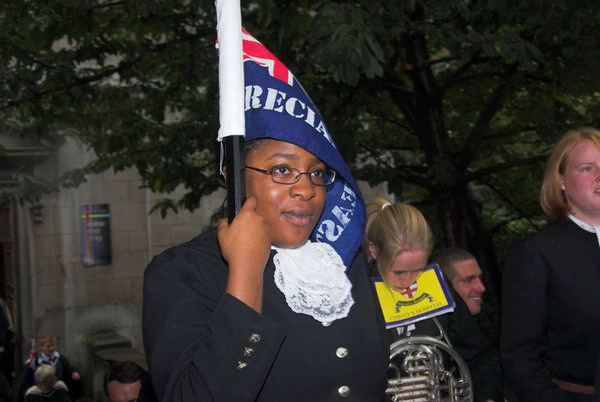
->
xmin=368 ymin=241 xmax=378 ymax=259
xmin=559 ymin=176 xmax=565 ymax=191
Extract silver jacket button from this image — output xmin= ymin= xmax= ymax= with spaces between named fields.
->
xmin=335 ymin=347 xmax=348 ymax=358
xmin=248 ymin=333 xmax=261 ymax=343
xmin=338 ymin=385 xmax=351 ymax=397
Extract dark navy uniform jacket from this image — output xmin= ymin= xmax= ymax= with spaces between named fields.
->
xmin=502 ymin=219 xmax=600 ymax=402
xmin=143 ymin=229 xmax=389 ymax=402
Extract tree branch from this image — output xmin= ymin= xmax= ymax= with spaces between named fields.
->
xmin=443 ymin=71 xmax=508 ymax=91
xmin=489 ymin=212 xmax=542 ymax=236
xmin=463 ymin=154 xmax=547 ymax=182
xmin=2 ymin=29 xmax=213 ymax=111
xmin=356 ymin=141 xmax=416 ymax=153
xmin=456 ymin=65 xmax=518 ymax=171
xmin=476 ymin=177 xmax=542 ymax=231
xmin=395 ymin=168 xmax=432 ymax=189
xmin=481 ymin=126 xmax=539 ymax=141
xmin=86 ymin=1 xmax=127 ymax=12
xmin=439 ymin=53 xmax=488 ymax=92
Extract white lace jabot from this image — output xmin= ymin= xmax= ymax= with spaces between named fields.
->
xmin=272 ymin=241 xmax=354 ymax=325
xmin=568 ymin=214 xmax=600 ymax=248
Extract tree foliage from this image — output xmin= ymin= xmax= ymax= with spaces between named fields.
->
xmin=3 ymin=0 xmax=600 ymax=292
xmin=2 ymin=0 xmax=223 ymax=213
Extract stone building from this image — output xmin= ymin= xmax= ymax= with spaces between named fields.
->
xmin=0 ymin=133 xmax=390 ymax=398
xmin=1 ymin=133 xmax=226 ymax=398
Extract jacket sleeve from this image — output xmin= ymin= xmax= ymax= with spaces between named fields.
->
xmin=500 ymin=242 xmax=571 ymax=402
xmin=447 ymin=291 xmax=504 ymax=402
xmin=142 ymin=245 xmax=285 ymax=402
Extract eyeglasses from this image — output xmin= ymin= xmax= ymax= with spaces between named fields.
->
xmin=245 ymin=165 xmax=336 ymax=186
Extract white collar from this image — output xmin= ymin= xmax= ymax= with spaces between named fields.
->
xmin=271 ymin=240 xmax=354 ymax=325
xmin=568 ymin=214 xmax=600 ymax=247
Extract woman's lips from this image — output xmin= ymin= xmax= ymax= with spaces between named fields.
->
xmin=282 ymin=210 xmax=314 ymax=226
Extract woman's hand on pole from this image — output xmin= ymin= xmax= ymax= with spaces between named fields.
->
xmin=218 ymin=196 xmax=271 ymax=312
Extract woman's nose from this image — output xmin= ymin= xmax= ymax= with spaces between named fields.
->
xmin=290 ymin=174 xmax=316 ymax=200
xmin=398 ymin=277 xmax=413 ymax=289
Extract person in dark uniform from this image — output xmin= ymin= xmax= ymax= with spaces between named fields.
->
xmin=142 ymin=31 xmax=389 ymax=402
xmin=24 ymin=365 xmax=70 ymax=402
xmin=501 ymin=127 xmax=600 ymax=401
xmin=363 ymin=198 xmax=504 ymax=402
xmin=0 ymin=296 xmax=15 ymax=386
xmin=15 ymin=336 xmax=82 ymax=402
xmin=0 ymin=368 xmax=11 ymax=401
xmin=595 ymin=356 xmax=600 ymax=402
xmin=0 ymin=296 xmax=14 ymax=401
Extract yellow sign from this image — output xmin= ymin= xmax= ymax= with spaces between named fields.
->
xmin=373 ymin=264 xmax=455 ymax=328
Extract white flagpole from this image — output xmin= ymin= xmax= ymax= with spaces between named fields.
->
xmin=216 ymin=0 xmax=245 ymax=141
xmin=215 ymin=0 xmax=245 ymax=222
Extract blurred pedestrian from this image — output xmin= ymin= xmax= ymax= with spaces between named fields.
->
xmin=105 ymin=361 xmax=157 ymax=402
xmin=14 ymin=336 xmax=82 ymax=402
xmin=24 ymin=365 xmax=70 ymax=402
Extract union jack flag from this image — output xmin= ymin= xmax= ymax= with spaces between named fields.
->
xmin=28 ymin=338 xmax=37 ymax=370
xmin=400 ymin=282 xmax=418 ymax=299
xmin=242 ymin=28 xmax=294 ymax=86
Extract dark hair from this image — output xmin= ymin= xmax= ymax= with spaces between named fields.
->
xmin=244 ymin=138 xmax=269 ymax=158
xmin=430 ymin=247 xmax=475 ymax=281
xmin=104 ymin=361 xmax=146 ymax=390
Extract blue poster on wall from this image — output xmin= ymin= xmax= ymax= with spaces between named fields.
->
xmin=80 ymin=203 xmax=112 ymax=266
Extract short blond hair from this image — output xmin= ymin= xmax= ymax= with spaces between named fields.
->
xmin=540 ymin=127 xmax=600 ymax=222
xmin=34 ymin=364 xmax=56 ymax=385
xmin=363 ymin=198 xmax=433 ymax=276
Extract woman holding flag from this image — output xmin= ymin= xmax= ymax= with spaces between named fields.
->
xmin=142 ymin=27 xmax=389 ymax=401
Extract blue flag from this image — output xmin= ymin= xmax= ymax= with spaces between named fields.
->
xmin=242 ymin=29 xmax=366 ymax=267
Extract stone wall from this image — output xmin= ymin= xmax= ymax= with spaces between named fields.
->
xmin=18 ymin=137 xmax=225 ymax=377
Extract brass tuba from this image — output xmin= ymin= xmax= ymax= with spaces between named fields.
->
xmin=385 ymin=319 xmax=473 ymax=402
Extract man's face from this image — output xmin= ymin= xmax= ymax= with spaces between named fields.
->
xmin=106 ymin=380 xmax=141 ymax=402
xmin=450 ymin=259 xmax=486 ymax=315
xmin=39 ymin=339 xmax=56 ymax=356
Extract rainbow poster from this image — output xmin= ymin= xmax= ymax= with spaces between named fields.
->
xmin=81 ymin=204 xmax=112 ymax=266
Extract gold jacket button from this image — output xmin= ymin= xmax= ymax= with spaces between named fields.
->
xmin=335 ymin=347 xmax=348 ymax=358
xmin=338 ymin=385 xmax=351 ymax=397
xmin=243 ymin=347 xmax=254 ymax=357
xmin=249 ymin=333 xmax=261 ymax=343
xmin=236 ymin=361 xmax=247 ymax=370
